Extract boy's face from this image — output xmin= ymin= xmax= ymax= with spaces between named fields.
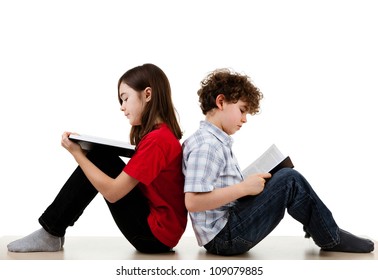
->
xmin=219 ymin=99 xmax=249 ymax=135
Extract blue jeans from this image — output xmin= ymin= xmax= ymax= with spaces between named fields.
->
xmin=204 ymin=168 xmax=340 ymax=255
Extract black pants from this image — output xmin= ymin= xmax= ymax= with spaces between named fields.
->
xmin=38 ymin=150 xmax=171 ymax=253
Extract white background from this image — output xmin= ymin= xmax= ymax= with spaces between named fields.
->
xmin=1 ymin=0 xmax=377 ymax=242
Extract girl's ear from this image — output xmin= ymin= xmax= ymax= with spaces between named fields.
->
xmin=215 ymin=94 xmax=225 ymax=110
xmin=144 ymin=87 xmax=152 ymax=102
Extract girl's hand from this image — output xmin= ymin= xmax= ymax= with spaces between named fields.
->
xmin=61 ymin=131 xmax=84 ymax=157
xmin=241 ymin=173 xmax=272 ymax=196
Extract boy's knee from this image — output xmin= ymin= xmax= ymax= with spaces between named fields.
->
xmin=273 ymin=167 xmax=297 ymax=179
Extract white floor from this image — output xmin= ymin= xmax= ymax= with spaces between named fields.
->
xmin=1 ymin=235 xmax=376 ymax=260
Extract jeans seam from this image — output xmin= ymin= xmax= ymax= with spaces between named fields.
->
xmin=289 ymin=178 xmax=339 ymax=248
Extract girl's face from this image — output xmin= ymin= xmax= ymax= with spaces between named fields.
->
xmin=119 ymin=82 xmax=147 ymax=126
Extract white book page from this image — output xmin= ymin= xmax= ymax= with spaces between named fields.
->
xmin=242 ymin=144 xmax=285 ymax=177
xmin=69 ymin=134 xmax=135 ymax=150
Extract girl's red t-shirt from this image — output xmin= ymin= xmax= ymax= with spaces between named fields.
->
xmin=123 ymin=123 xmax=187 ymax=247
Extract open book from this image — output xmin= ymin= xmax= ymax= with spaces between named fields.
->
xmin=69 ymin=134 xmax=135 ymax=158
xmin=242 ymin=144 xmax=294 ymax=177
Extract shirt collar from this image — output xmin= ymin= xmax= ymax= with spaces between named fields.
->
xmin=200 ymin=120 xmax=234 ymax=147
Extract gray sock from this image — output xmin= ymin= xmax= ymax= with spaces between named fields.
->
xmin=7 ymin=228 xmax=64 ymax=252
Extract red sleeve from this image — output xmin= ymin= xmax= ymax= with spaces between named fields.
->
xmin=123 ymin=133 xmax=166 ymax=185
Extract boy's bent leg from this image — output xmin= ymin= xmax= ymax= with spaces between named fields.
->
xmin=205 ymin=170 xmax=291 ymax=255
xmin=206 ymin=168 xmax=342 ymax=255
xmin=273 ymin=169 xmax=373 ymax=252
xmin=273 ymin=168 xmax=340 ymax=248
xmin=232 ymin=168 xmax=373 ymax=253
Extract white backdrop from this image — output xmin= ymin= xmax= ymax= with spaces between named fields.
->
xmin=1 ymin=0 xmax=377 ymax=241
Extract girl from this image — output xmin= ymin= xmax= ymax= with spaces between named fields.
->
xmin=8 ymin=63 xmax=187 ymax=254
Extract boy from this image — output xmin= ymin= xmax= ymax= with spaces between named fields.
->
xmin=182 ymin=68 xmax=374 ymax=256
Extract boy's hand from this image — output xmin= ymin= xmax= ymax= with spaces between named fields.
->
xmin=241 ymin=173 xmax=272 ymax=196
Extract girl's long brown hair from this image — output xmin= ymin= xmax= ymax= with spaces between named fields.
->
xmin=118 ymin=63 xmax=182 ymax=145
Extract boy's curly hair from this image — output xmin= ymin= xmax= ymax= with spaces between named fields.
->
xmin=197 ymin=68 xmax=263 ymax=115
